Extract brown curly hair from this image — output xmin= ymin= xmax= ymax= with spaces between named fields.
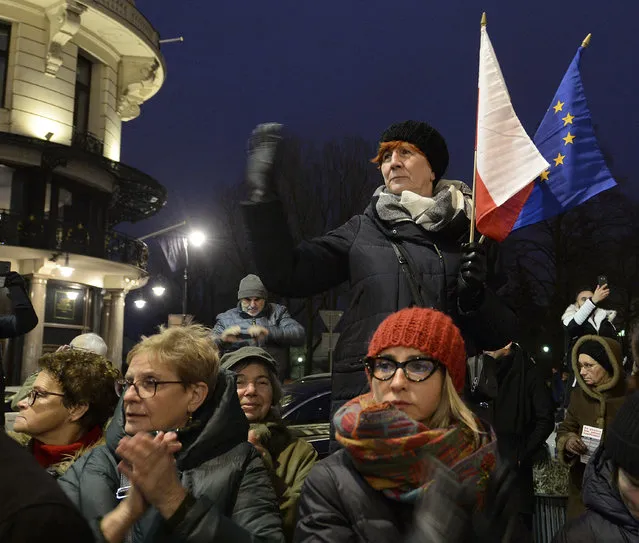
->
xmin=38 ymin=350 xmax=120 ymax=431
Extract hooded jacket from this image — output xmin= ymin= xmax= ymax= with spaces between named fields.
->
xmin=556 ymin=335 xmax=628 ymax=520
xmin=242 ymin=197 xmax=518 ymax=439
xmin=553 ymin=445 xmax=639 ymax=543
xmin=7 ymin=429 xmax=105 ymax=478
xmin=220 ymin=346 xmax=318 ymax=542
xmin=58 ymin=370 xmax=285 ymax=543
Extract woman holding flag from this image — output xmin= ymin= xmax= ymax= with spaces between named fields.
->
xmin=240 ymin=119 xmax=517 ymax=433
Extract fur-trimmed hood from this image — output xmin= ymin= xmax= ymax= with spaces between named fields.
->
xmin=572 ymin=335 xmax=624 ymax=400
xmin=6 ymin=430 xmax=106 ymax=478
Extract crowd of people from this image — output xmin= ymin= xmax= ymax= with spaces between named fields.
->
xmin=1 ymin=120 xmax=638 ymax=542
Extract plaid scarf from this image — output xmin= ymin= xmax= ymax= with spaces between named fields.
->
xmin=375 ymin=179 xmax=472 ymax=233
xmin=335 ymin=393 xmax=497 ymax=503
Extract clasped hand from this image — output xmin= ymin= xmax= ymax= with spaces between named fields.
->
xmin=116 ymin=431 xmax=185 ymax=519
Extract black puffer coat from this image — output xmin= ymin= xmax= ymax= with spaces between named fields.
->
xmin=243 ymin=198 xmax=517 ymax=418
xmin=293 ymin=449 xmax=415 ymax=542
xmin=58 ymin=370 xmax=285 ymax=543
xmin=553 ymin=446 xmax=639 ymax=543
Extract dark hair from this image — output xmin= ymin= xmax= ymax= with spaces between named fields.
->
xmin=39 ymin=350 xmax=120 ymax=431
xmin=232 ymin=359 xmax=282 ymax=406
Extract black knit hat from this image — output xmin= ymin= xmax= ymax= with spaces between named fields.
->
xmin=577 ymin=340 xmax=614 ymax=375
xmin=605 ymin=392 xmax=639 ymax=478
xmin=380 ymin=120 xmax=449 ymax=182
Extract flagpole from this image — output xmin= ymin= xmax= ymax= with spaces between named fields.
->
xmin=469 ymin=12 xmax=487 ymax=244
xmin=582 ymin=33 xmax=592 ymax=47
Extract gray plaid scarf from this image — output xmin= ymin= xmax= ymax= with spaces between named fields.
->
xmin=375 ymin=179 xmax=472 ymax=232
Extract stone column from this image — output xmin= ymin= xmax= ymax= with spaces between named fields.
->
xmin=100 ymin=292 xmax=112 ymax=346
xmin=106 ymin=289 xmax=126 ymax=371
xmin=21 ymin=276 xmax=47 ymax=381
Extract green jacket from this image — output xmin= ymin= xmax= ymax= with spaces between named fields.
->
xmin=250 ymin=421 xmax=318 ymax=542
xmin=556 ymin=335 xmax=627 ymax=520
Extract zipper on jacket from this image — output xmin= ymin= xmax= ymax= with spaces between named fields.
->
xmin=433 ymin=243 xmax=448 ymax=313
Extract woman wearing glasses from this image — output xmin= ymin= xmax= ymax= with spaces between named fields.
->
xmin=10 ymin=348 xmax=118 ymax=477
xmin=556 ymin=335 xmax=628 ymax=520
xmin=58 ymin=324 xmax=284 ymax=543
xmin=294 ymin=307 xmax=517 ymax=543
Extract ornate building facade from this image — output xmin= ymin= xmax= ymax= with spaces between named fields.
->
xmin=0 ymin=0 xmax=166 ymax=379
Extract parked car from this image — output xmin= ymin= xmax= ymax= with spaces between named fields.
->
xmin=281 ymin=373 xmax=331 ymax=457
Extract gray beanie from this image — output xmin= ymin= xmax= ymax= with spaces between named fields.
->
xmin=237 ymin=274 xmax=267 ymax=300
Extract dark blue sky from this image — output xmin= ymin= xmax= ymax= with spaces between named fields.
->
xmin=120 ymin=0 xmax=639 ymax=238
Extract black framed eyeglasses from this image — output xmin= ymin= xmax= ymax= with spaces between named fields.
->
xmin=363 ymin=356 xmax=441 ymax=382
xmin=115 ymin=378 xmax=185 ymax=399
xmin=26 ymin=388 xmax=65 ymax=407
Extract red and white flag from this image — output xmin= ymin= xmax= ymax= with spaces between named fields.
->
xmin=475 ymin=23 xmax=549 ymax=242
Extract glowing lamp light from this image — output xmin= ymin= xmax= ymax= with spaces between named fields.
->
xmin=188 ymin=230 xmax=206 ymax=248
xmin=134 ymin=299 xmax=147 ymax=309
xmin=542 ymin=345 xmax=550 ymax=354
xmin=58 ymin=266 xmax=74 ymax=277
xmin=152 ymin=285 xmax=166 ymax=297
xmin=66 ymin=291 xmax=79 ymax=301
xmin=297 ymin=356 xmax=304 ymax=363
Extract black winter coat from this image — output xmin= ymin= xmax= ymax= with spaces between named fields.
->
xmin=0 ymin=278 xmax=38 ymax=427
xmin=58 ymin=370 xmax=285 ymax=543
xmin=0 ymin=430 xmax=94 ymax=542
xmin=294 ymin=449 xmax=415 ymax=542
xmin=466 ymin=345 xmax=555 ymax=513
xmin=553 ymin=446 xmax=639 ymax=543
xmin=243 ymin=199 xmax=518 ymax=419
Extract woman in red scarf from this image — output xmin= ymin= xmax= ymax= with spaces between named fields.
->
xmin=294 ymin=307 xmax=517 ymax=543
xmin=11 ymin=348 xmax=119 ymax=477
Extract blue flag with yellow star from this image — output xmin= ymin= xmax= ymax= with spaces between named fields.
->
xmin=512 ymin=46 xmax=616 ymax=230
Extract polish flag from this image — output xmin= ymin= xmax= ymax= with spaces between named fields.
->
xmin=475 ymin=23 xmax=549 ymax=242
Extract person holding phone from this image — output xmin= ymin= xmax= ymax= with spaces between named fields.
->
xmin=0 ymin=265 xmax=38 ymax=428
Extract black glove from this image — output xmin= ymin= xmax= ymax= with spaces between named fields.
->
xmin=245 ymin=123 xmax=283 ymax=203
xmin=4 ymin=271 xmax=26 ymax=290
xmin=457 ymin=242 xmax=487 ymax=312
xmin=410 ymin=467 xmax=474 ymax=543
xmin=471 ymin=462 xmax=519 ymax=543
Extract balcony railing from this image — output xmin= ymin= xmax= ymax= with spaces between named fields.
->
xmin=0 ymin=210 xmax=148 ymax=270
xmin=71 ymin=130 xmax=105 ymax=156
xmin=86 ymin=0 xmax=160 ymax=47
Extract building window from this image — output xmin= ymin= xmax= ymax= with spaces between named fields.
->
xmin=73 ymin=54 xmax=92 ymax=134
xmin=0 ymin=22 xmax=11 ymax=108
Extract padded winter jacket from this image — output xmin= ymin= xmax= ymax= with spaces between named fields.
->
xmin=552 ymin=446 xmax=639 ymax=543
xmin=243 ymin=198 xmax=518 ymax=422
xmin=556 ymin=335 xmax=628 ymax=520
xmin=58 ymin=370 xmax=285 ymax=543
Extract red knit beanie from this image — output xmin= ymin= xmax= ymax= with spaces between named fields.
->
xmin=367 ymin=307 xmax=467 ymax=391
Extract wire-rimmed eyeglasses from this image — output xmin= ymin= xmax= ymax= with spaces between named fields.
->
xmin=363 ymin=356 xmax=442 ymax=382
xmin=115 ymin=377 xmax=185 ymax=399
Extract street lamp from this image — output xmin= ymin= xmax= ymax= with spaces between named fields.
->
xmin=134 ymin=298 xmax=147 ymax=309
xmin=138 ymin=221 xmax=207 ymax=318
xmin=542 ymin=345 xmax=550 ymax=354
xmin=152 ymin=285 xmax=166 ymax=297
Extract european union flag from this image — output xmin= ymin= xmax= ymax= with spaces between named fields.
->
xmin=512 ymin=45 xmax=617 ymax=230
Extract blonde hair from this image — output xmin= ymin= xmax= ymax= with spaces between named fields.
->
xmin=428 ymin=372 xmax=481 ymax=445
xmin=126 ymin=325 xmax=220 ymax=391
